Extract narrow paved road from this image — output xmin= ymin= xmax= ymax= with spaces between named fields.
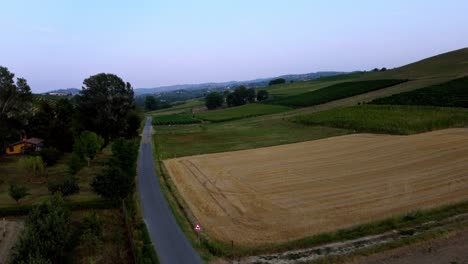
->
xmin=137 ymin=117 xmax=203 ymax=264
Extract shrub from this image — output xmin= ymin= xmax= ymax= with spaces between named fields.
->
xmin=18 ymin=156 xmax=46 ymax=177
xmin=80 ymin=212 xmax=103 ymax=238
xmin=8 ymin=184 xmax=29 ymax=203
xmin=10 ymin=195 xmax=71 ymax=263
xmin=40 ymin=147 xmax=62 ymax=166
xmin=48 ymin=176 xmax=79 ymax=196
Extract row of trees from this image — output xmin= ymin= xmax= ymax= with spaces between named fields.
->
xmin=144 ymin=95 xmax=171 ymax=111
xmin=0 ymin=66 xmax=142 ymax=154
xmin=205 ymin=86 xmax=270 ymax=110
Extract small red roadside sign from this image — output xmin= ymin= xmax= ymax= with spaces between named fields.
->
xmin=194 ymin=224 xmax=202 ymax=232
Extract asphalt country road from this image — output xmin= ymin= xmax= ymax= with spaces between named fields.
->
xmin=137 ymin=117 xmax=203 ymax=264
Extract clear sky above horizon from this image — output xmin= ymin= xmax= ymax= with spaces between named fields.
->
xmin=1 ymin=0 xmax=468 ymax=92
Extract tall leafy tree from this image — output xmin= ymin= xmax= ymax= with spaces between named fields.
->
xmin=226 ymin=86 xmax=251 ymax=107
xmin=246 ymin=88 xmax=256 ymax=103
xmin=10 ymin=195 xmax=71 ymax=263
xmin=144 ymin=95 xmax=158 ymax=110
xmin=92 ymin=138 xmax=138 ymax=201
xmin=76 ymin=73 xmax=135 ymax=144
xmin=51 ymin=99 xmax=75 ymax=152
xmin=0 ymin=66 xmax=33 ymax=148
xmin=205 ymin=92 xmax=224 ymax=109
xmin=257 ymin=90 xmax=269 ymax=101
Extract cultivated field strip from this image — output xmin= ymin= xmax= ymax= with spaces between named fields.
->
xmin=164 ymin=128 xmax=468 ymax=246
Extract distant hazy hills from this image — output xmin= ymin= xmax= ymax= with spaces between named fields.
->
xmin=133 ymin=71 xmax=346 ymax=96
xmin=44 ymin=88 xmax=81 ymax=95
xmin=45 ymin=71 xmax=347 ymax=96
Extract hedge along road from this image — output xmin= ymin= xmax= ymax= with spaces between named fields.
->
xmin=137 ymin=117 xmax=203 ymax=264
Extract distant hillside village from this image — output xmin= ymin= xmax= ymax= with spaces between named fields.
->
xmin=46 ymin=92 xmax=72 ymax=96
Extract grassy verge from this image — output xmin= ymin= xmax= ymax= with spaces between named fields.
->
xmin=266 ymin=79 xmax=408 ymax=107
xmin=291 ymin=105 xmax=468 ymax=135
xmin=371 ymin=75 xmax=468 ymax=107
xmin=310 ymin=223 xmax=468 ymax=264
xmin=154 ymin=117 xmax=349 ymax=158
xmin=152 ymin=113 xmax=201 ymax=125
xmin=123 ymin=196 xmax=160 ymax=264
xmin=195 ymin=104 xmax=291 ymax=122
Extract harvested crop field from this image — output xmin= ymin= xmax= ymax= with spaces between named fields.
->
xmin=163 ymin=128 xmax=468 ymax=246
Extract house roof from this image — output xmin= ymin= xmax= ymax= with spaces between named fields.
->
xmin=25 ymin=138 xmax=44 ymax=145
xmin=6 ymin=138 xmax=44 ymax=147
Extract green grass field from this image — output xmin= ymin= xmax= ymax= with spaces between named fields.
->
xmin=266 ymin=79 xmax=408 ymax=107
xmin=147 ymin=99 xmax=205 ymax=116
xmin=362 ymin=48 xmax=468 ymax=80
xmin=194 ymin=104 xmax=291 ymax=122
xmin=371 ymin=76 xmax=468 ymax=108
xmin=291 ymin=105 xmax=468 ymax=135
xmin=154 ymin=117 xmax=349 ymax=158
xmin=266 ymin=72 xmax=367 ymax=96
xmin=152 ymin=113 xmax=201 ymax=125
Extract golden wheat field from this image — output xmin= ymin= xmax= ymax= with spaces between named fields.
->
xmin=163 ymin=128 xmax=468 ymax=246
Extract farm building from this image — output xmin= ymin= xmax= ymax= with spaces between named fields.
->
xmin=5 ymin=138 xmax=44 ymax=155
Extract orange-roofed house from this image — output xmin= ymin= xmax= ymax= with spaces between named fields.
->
xmin=5 ymin=138 xmax=44 ymax=155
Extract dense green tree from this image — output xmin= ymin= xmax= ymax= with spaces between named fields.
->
xmin=257 ymin=90 xmax=269 ymax=101
xmin=226 ymin=93 xmax=235 ymax=107
xmin=246 ymin=88 xmax=256 ymax=103
xmin=205 ymin=92 xmax=224 ymax=110
xmin=10 ymin=195 xmax=71 ymax=264
xmin=0 ymin=66 xmax=33 ymax=149
xmin=28 ymin=98 xmax=75 ymax=152
xmin=125 ymin=109 xmax=143 ymax=138
xmin=226 ymin=86 xmax=250 ymax=107
xmin=51 ymin=99 xmax=75 ymax=152
xmin=144 ymin=95 xmax=158 ymax=110
xmin=76 ymin=73 xmax=135 ymax=144
xmin=28 ymin=101 xmax=55 ymax=139
xmin=92 ymin=138 xmax=138 ymax=201
xmin=73 ymin=131 xmax=104 ymax=167
xmin=268 ymin=78 xmax=286 ymax=86
xmin=8 ymin=184 xmax=29 ymax=203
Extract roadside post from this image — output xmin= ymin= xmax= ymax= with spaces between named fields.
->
xmin=194 ymin=223 xmax=202 ymax=245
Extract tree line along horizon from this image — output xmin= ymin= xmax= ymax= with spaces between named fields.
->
xmin=142 ymin=78 xmax=282 ymax=112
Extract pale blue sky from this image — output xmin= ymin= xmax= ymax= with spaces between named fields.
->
xmin=1 ymin=0 xmax=467 ymax=92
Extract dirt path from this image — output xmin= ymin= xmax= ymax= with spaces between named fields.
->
xmin=352 ymin=229 xmax=468 ymax=264
xmin=0 ymin=220 xmax=24 ymax=263
xmin=164 ymin=128 xmax=468 ymax=246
